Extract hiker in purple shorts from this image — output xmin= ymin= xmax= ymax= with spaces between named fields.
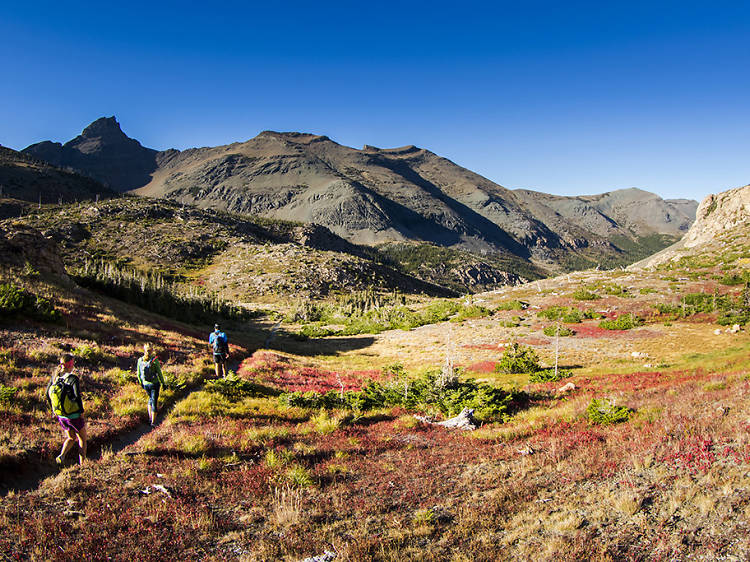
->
xmin=46 ymin=353 xmax=87 ymax=466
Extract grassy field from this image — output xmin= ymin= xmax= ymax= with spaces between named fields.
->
xmin=0 ymin=244 xmax=748 ymax=560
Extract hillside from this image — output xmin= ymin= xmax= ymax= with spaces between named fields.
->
xmin=22 ymin=117 xmax=698 ymax=272
xmin=0 ymin=195 xmax=747 ymax=560
xmin=0 ymin=145 xmax=110 ymax=204
xmin=5 ymin=197 xmax=459 ymax=301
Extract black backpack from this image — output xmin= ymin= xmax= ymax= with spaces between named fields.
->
xmin=213 ymin=334 xmax=229 ymax=355
xmin=141 ymin=358 xmax=155 ymax=383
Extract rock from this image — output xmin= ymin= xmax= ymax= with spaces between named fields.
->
xmin=714 ymin=329 xmax=722 ymax=335
xmin=0 ymin=224 xmax=68 ymax=276
xmin=556 ymin=382 xmax=576 ymax=395
xmin=302 ymin=551 xmax=337 ymax=562
xmin=631 ymin=351 xmax=648 ymax=358
xmin=728 ymin=324 xmax=741 ymax=334
xmin=415 ymin=408 xmax=477 ymax=431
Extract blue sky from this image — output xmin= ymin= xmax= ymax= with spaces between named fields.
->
xmin=2 ymin=0 xmax=749 ymax=201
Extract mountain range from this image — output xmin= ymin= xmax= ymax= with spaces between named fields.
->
xmin=20 ymin=117 xmax=698 ymax=272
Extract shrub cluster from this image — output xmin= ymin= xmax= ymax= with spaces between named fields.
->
xmin=0 ymin=283 xmax=61 ymax=322
xmin=654 ymin=289 xmax=749 ymax=325
xmin=279 ymin=370 xmax=521 ymax=422
xmin=599 ymin=314 xmax=643 ymax=330
xmin=586 ymin=398 xmax=631 ymax=425
xmin=494 ymin=343 xmax=541 ymax=374
xmin=543 ymin=325 xmax=574 ymax=337
xmin=296 ymin=299 xmax=491 ymax=338
xmin=571 ymin=288 xmax=600 ymax=301
xmin=72 ymin=345 xmax=116 ymax=365
xmin=528 ymin=369 xmax=572 ymax=383
xmin=718 ymin=271 xmax=750 ymax=286
xmin=0 ymin=384 xmax=18 ymax=404
xmin=205 ymin=374 xmax=280 ymax=400
xmin=538 ymin=306 xmax=583 ymax=323
xmin=496 ymin=300 xmax=526 ymax=311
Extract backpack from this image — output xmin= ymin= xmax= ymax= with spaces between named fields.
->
xmin=141 ymin=358 xmax=155 ymax=383
xmin=212 ymin=333 xmax=229 ymax=355
xmin=47 ymin=374 xmax=82 ymax=417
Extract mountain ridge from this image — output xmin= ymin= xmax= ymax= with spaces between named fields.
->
xmin=21 ymin=117 xmax=699 ymax=271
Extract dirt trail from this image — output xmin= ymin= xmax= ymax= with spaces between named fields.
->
xmin=0 ymin=369 xmax=223 ymax=495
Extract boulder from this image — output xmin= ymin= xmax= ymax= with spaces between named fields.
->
xmin=415 ymin=408 xmax=477 ymax=431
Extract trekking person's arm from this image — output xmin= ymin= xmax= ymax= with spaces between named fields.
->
xmin=136 ymin=359 xmax=143 ymax=386
xmin=155 ymin=359 xmax=166 ymax=387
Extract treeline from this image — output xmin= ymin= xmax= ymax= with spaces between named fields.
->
xmin=72 ymin=259 xmax=260 ymax=324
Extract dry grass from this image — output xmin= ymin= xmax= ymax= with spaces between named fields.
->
xmin=1 ymin=254 xmax=749 ymax=560
xmin=272 ymin=485 xmax=303 ymax=526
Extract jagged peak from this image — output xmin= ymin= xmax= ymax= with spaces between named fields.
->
xmin=80 ymin=116 xmax=127 ymax=139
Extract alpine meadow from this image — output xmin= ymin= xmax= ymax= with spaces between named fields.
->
xmin=2 ymin=4 xmax=750 ymax=559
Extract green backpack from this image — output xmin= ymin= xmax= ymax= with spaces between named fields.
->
xmin=47 ymin=374 xmax=82 ymax=417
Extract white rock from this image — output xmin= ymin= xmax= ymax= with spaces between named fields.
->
xmin=556 ymin=382 xmax=576 ymax=394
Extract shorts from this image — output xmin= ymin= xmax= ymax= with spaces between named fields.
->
xmin=142 ymin=383 xmax=161 ymax=409
xmin=58 ymin=416 xmax=85 ymax=433
xmin=213 ymin=353 xmax=227 ymax=364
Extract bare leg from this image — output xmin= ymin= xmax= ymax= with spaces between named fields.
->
xmin=75 ymin=423 xmax=87 ymax=465
xmin=214 ymin=362 xmax=221 ymax=378
xmin=58 ymin=429 xmax=76 ymax=464
xmin=147 ymin=404 xmax=155 ymax=425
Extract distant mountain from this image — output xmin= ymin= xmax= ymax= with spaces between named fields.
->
xmin=513 ymin=187 xmax=697 ymax=240
xmin=0 ymin=145 xmax=110 ymax=204
xmin=22 ymin=117 xmax=699 ymax=271
xmin=23 ymin=117 xmax=158 ymax=191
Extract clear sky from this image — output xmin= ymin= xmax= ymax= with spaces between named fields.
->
xmin=2 ymin=0 xmax=749 ymax=201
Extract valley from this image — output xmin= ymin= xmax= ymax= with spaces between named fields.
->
xmin=0 ymin=182 xmax=747 ymax=560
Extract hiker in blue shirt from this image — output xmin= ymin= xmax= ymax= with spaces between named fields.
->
xmin=136 ymin=343 xmax=166 ymax=426
xmin=209 ymin=324 xmax=229 ymax=378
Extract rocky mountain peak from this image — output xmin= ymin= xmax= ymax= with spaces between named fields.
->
xmin=79 ymin=116 xmax=127 ymax=141
xmin=23 ymin=117 xmax=158 ymax=192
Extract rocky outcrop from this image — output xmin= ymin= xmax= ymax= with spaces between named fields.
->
xmin=630 ymin=184 xmax=750 ymax=269
xmin=0 ymin=223 xmax=67 ymax=276
xmin=682 ymin=185 xmax=750 ymax=248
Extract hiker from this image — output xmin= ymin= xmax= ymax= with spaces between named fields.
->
xmin=47 ymin=353 xmax=87 ymax=466
xmin=136 ymin=343 xmax=166 ymax=426
xmin=209 ymin=324 xmax=229 ymax=378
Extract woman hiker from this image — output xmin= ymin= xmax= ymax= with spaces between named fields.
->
xmin=47 ymin=353 xmax=87 ymax=466
xmin=136 ymin=343 xmax=166 ymax=426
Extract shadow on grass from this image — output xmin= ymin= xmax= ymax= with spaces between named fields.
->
xmin=270 ymin=333 xmax=376 ymax=357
